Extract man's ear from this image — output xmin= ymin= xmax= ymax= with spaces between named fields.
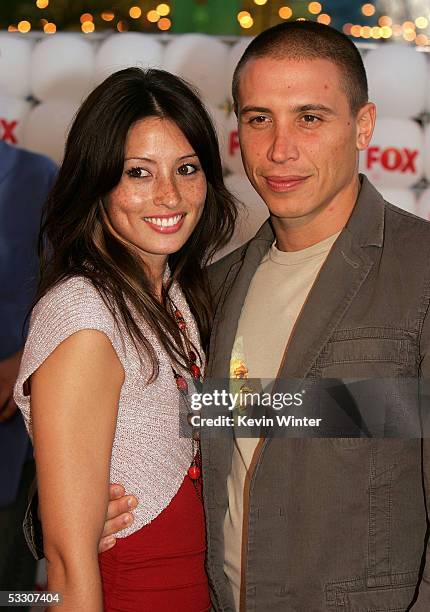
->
xmin=356 ymin=102 xmax=376 ymax=151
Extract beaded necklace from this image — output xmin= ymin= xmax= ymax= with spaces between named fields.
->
xmin=168 ymin=297 xmax=203 ymax=494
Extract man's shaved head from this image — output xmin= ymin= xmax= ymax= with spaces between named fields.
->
xmin=232 ymin=21 xmax=368 ymax=116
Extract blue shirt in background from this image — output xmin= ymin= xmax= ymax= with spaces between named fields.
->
xmin=0 ymin=140 xmax=57 ymax=507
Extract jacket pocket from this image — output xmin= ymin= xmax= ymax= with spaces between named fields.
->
xmin=315 ymin=327 xmax=417 ymax=379
xmin=326 ymin=572 xmax=418 ymax=611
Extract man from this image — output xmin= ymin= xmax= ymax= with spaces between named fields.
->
xmin=0 ymin=140 xmax=57 ymax=598
xmin=45 ymin=21 xmax=430 ymax=610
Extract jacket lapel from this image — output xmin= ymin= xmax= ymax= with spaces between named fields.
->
xmin=279 ymin=176 xmax=385 ymax=380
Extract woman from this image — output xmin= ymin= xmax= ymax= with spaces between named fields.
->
xmin=14 ymin=67 xmax=236 ymax=611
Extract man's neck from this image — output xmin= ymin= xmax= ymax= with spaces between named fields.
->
xmin=272 ymin=176 xmax=361 ymax=252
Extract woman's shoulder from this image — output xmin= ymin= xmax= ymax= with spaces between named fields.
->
xmin=30 ymin=275 xmax=117 ymax=340
xmin=34 ymin=275 xmax=109 ymax=316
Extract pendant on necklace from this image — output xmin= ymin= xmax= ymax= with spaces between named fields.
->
xmin=188 ymin=465 xmax=201 ymax=480
xmin=174 ymin=373 xmax=188 ymax=394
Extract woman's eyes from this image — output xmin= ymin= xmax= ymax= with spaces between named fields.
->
xmin=177 ymin=163 xmax=199 ymax=176
xmin=125 ymin=164 xmax=200 ymax=178
xmin=126 ymin=167 xmax=151 ymax=178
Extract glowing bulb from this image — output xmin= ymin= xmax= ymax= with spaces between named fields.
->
xmin=156 ymin=3 xmax=170 ymax=16
xmin=403 ymin=30 xmax=416 ymax=41
xmin=147 ymin=10 xmax=160 ymax=23
xmin=279 ymin=6 xmax=292 ymax=20
xmin=43 ymin=22 xmax=56 ymax=33
xmin=101 ymin=11 xmax=115 ymax=21
xmin=402 ymin=21 xmax=415 ymax=33
xmin=240 ymin=16 xmax=254 ymax=29
xmin=254 ymin=0 xmax=268 ymax=4
xmin=81 ymin=21 xmax=95 ymax=33
xmin=18 ymin=20 xmax=31 ymax=33
xmin=129 ymin=6 xmax=142 ymax=19
xmin=416 ymin=34 xmax=428 ymax=46
xmin=36 ymin=0 xmax=49 ymax=8
xmin=361 ymin=4 xmax=375 ymax=17
xmin=360 ymin=26 xmax=372 ymax=38
xmin=381 ymin=26 xmax=392 ymax=38
xmin=80 ymin=13 xmax=93 ymax=24
xmin=317 ymin=14 xmax=331 ymax=25
xmin=378 ymin=16 xmax=392 ymax=27
xmin=308 ymin=2 xmax=322 ymax=15
xmin=415 ymin=17 xmax=428 ymax=29
xmin=157 ymin=17 xmax=171 ymax=30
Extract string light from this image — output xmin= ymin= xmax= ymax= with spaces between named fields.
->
xmin=237 ymin=11 xmax=251 ymax=22
xmin=403 ymin=29 xmax=416 ymax=41
xmin=81 ymin=20 xmax=95 ymax=33
xmin=279 ymin=6 xmax=293 ymax=20
xmin=361 ymin=4 xmax=375 ymax=17
xmin=7 ymin=1 xmax=428 ymax=43
xmin=240 ymin=15 xmax=254 ymax=29
xmin=403 ymin=21 xmax=416 ymax=35
xmin=80 ymin=13 xmax=93 ymax=24
xmin=18 ymin=20 xmax=31 ymax=33
xmin=378 ymin=16 xmax=392 ymax=27
xmin=415 ymin=17 xmax=428 ymax=29
xmin=157 ymin=17 xmax=171 ymax=30
xmin=416 ymin=34 xmax=428 ymax=46
xmin=147 ymin=10 xmax=160 ymax=23
xmin=156 ymin=4 xmax=170 ymax=16
xmin=308 ymin=2 xmax=322 ymax=15
xmin=43 ymin=22 xmax=56 ymax=33
xmin=129 ymin=7 xmax=142 ymax=19
xmin=380 ymin=26 xmax=392 ymax=38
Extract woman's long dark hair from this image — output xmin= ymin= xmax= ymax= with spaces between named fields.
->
xmin=37 ymin=67 xmax=237 ymax=379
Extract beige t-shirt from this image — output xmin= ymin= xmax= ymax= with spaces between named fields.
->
xmin=224 ymin=232 xmax=340 ymax=610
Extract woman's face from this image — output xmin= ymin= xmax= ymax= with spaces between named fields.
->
xmin=105 ymin=117 xmax=207 ymax=270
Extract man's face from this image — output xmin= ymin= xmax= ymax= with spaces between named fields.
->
xmin=236 ymin=56 xmax=374 ymax=233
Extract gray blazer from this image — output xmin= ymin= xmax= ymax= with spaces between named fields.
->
xmin=202 ymin=176 xmax=430 ymax=611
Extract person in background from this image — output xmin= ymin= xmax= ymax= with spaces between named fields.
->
xmin=0 ymin=140 xmax=57 ymax=602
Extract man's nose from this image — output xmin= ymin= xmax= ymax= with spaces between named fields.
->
xmin=268 ymin=127 xmax=299 ymax=164
xmin=153 ymin=175 xmax=181 ymax=208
